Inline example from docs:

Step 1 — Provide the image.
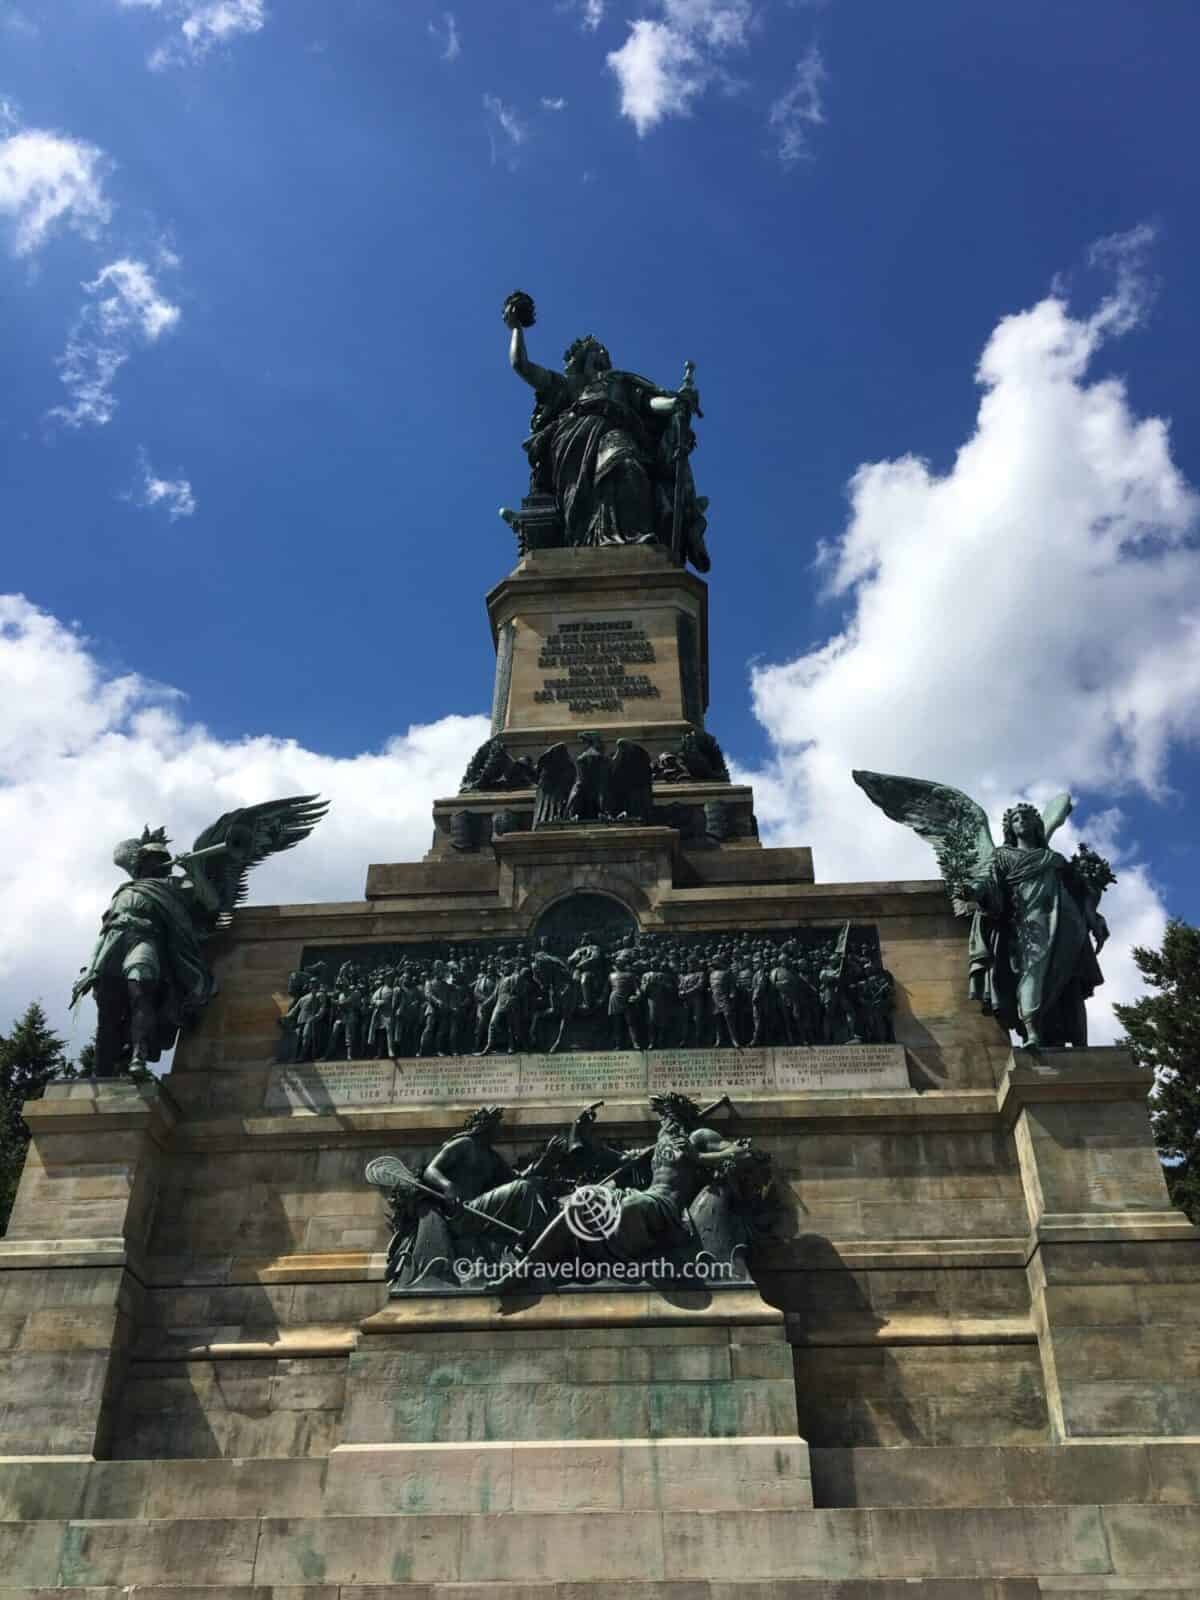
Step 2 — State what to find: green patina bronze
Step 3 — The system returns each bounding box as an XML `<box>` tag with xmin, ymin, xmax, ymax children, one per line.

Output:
<box><xmin>852</xmin><ymin>770</ymin><xmax>1114</xmax><ymax>1051</ymax></box>
<box><xmin>499</xmin><ymin>290</ymin><xmax>711</xmax><ymax>573</ymax></box>
<box><xmin>72</xmin><ymin>796</ymin><xmax>327</xmax><ymax>1076</ymax></box>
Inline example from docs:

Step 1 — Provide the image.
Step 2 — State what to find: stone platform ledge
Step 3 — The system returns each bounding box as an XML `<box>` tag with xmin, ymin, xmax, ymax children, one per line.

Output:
<box><xmin>326</xmin><ymin>1437</ymin><xmax>812</xmax><ymax>1514</ymax></box>
<box><xmin>140</xmin><ymin>1327</ymin><xmax>361</xmax><ymax>1362</ymax></box>
<box><xmin>26</xmin><ymin>1076</ymin><xmax>178</xmax><ymax>1137</ymax></box>
<box><xmin>142</xmin><ymin>1250</ymin><xmax>389</xmax><ymax>1286</ymax></box>
<box><xmin>4</xmin><ymin>1503</ymin><xmax>1187</xmax><ymax>1587</ymax></box>
<box><xmin>811</xmin><ymin>1440</ymin><xmax>1200</xmax><ymax>1511</ymax></box>
<box><xmin>1027</xmin><ymin>1211</ymin><xmax>1200</xmax><ymax>1248</ymax></box>
<box><xmin>4</xmin><ymin>1443</ymin><xmax>1200</xmax><ymax>1526</ymax></box>
<box><xmin>431</xmin><ymin>779</ymin><xmax>756</xmax><ymax>805</ymax></box>
<box><xmin>491</xmin><ymin>821</ymin><xmax>683</xmax><ymax>860</ymax></box>
<box><xmin>172</xmin><ymin>1089</ymin><xmax>1001</xmax><ymax>1148</ymax></box>
<box><xmin>997</xmin><ymin>1047</ymin><xmax>1153</xmax><ymax>1124</ymax></box>
<box><xmin>361</xmin><ymin>1286</ymin><xmax>783</xmax><ymax>1335</ymax></box>
<box><xmin>0</xmin><ymin>1237</ymin><xmax>142</xmax><ymax>1274</ymax></box>
<box><xmin>141</xmin><ymin>1237</ymin><xmax>1027</xmax><ymax>1288</ymax></box>
<box><xmin>784</xmin><ymin>1313</ymin><xmax>1036</xmax><ymax>1349</ymax></box>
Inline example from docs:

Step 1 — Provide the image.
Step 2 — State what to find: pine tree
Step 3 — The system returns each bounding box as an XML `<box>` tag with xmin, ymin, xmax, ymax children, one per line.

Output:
<box><xmin>0</xmin><ymin>1002</ymin><xmax>74</xmax><ymax>1234</ymax></box>
<box><xmin>1113</xmin><ymin>919</ymin><xmax>1200</xmax><ymax>1223</ymax></box>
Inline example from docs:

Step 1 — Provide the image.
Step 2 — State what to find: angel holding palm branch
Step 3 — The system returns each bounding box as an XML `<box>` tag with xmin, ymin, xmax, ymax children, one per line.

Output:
<box><xmin>853</xmin><ymin>773</ymin><xmax>1112</xmax><ymax>1051</ymax></box>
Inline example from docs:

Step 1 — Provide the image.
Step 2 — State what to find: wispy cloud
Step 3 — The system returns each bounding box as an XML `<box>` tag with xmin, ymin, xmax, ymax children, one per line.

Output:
<box><xmin>0</xmin><ymin>110</ymin><xmax>112</xmax><ymax>257</ymax></box>
<box><xmin>541</xmin><ymin>96</ymin><xmax>568</xmax><ymax>112</ymax></box>
<box><xmin>607</xmin><ymin>0</ymin><xmax>751</xmax><ymax>135</ymax></box>
<box><xmin>582</xmin><ymin>0</ymin><xmax>605</xmax><ymax>28</ymax></box>
<box><xmin>49</xmin><ymin>257</ymin><xmax>181</xmax><ymax>428</ymax></box>
<box><xmin>130</xmin><ymin>447</ymin><xmax>196</xmax><ymax>521</ymax></box>
<box><xmin>768</xmin><ymin>44</ymin><xmax>827</xmax><ymax>166</ymax></box>
<box><xmin>483</xmin><ymin>93</ymin><xmax>528</xmax><ymax>167</ymax></box>
<box><xmin>428</xmin><ymin>10</ymin><xmax>460</xmax><ymax>61</ymax></box>
<box><xmin>119</xmin><ymin>0</ymin><xmax>266</xmax><ymax>69</ymax></box>
<box><xmin>1087</xmin><ymin>219</ymin><xmax>1159</xmax><ymax>336</ymax></box>
<box><xmin>2</xmin><ymin>9</ymin><xmax>39</xmax><ymax>38</ymax></box>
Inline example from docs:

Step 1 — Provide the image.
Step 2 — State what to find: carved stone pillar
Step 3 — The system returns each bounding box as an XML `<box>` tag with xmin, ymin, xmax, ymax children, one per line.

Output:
<box><xmin>999</xmin><ymin>1047</ymin><xmax>1200</xmax><ymax>1440</ymax></box>
<box><xmin>0</xmin><ymin>1079</ymin><xmax>175</xmax><ymax>1458</ymax></box>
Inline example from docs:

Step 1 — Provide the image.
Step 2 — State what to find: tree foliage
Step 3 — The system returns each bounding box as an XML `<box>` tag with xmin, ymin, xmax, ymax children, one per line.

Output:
<box><xmin>0</xmin><ymin>1003</ymin><xmax>79</xmax><ymax>1234</ymax></box>
<box><xmin>1114</xmin><ymin>919</ymin><xmax>1200</xmax><ymax>1223</ymax></box>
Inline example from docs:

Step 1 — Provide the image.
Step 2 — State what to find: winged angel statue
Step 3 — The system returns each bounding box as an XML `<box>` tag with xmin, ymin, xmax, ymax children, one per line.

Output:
<box><xmin>852</xmin><ymin>772</ymin><xmax>1114</xmax><ymax>1050</ymax></box>
<box><xmin>72</xmin><ymin>796</ymin><xmax>327</xmax><ymax>1075</ymax></box>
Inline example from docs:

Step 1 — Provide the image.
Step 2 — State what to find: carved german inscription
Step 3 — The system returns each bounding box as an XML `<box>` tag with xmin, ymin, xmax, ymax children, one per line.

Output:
<box><xmin>534</xmin><ymin>619</ymin><xmax>660</xmax><ymax>714</ymax></box>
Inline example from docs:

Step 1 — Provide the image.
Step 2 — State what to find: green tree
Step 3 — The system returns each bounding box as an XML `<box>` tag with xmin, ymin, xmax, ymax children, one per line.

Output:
<box><xmin>1114</xmin><ymin>919</ymin><xmax>1200</xmax><ymax>1223</ymax></box>
<box><xmin>0</xmin><ymin>1003</ymin><xmax>76</xmax><ymax>1234</ymax></box>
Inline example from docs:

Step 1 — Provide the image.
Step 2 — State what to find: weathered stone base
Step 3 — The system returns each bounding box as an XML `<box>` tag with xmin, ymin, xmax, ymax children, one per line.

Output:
<box><xmin>1</xmin><ymin>1446</ymin><xmax>1200</xmax><ymax>1589</ymax></box>
<box><xmin>346</xmin><ymin>1293</ymin><xmax>798</xmax><ymax>1445</ymax></box>
<box><xmin>4</xmin><ymin>1025</ymin><xmax>1198</xmax><ymax>1588</ymax></box>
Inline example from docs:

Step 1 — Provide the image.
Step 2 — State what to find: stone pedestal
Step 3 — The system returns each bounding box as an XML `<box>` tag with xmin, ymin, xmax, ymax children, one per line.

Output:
<box><xmin>0</xmin><ymin>1079</ymin><xmax>174</xmax><ymax>1458</ymax></box>
<box><xmin>1000</xmin><ymin>1046</ymin><xmax>1200</xmax><ymax>1440</ymax></box>
<box><xmin>346</xmin><ymin>1290</ymin><xmax>801</xmax><ymax>1445</ymax></box>
<box><xmin>486</xmin><ymin>545</ymin><xmax>709</xmax><ymax>760</ymax></box>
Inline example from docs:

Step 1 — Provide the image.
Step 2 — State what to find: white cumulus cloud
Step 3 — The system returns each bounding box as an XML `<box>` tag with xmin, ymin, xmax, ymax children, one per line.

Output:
<box><xmin>607</xmin><ymin>0</ymin><xmax>751</xmax><ymax>135</ymax></box>
<box><xmin>0</xmin><ymin>119</ymin><xmax>111</xmax><ymax>257</ymax></box>
<box><xmin>768</xmin><ymin>44</ymin><xmax>826</xmax><ymax>165</ymax></box>
<box><xmin>0</xmin><ymin>594</ymin><xmax>490</xmax><ymax>1048</ymax></box>
<box><xmin>742</xmin><ymin>226</ymin><xmax>1198</xmax><ymax>1041</ymax></box>
<box><xmin>50</xmin><ymin>257</ymin><xmax>181</xmax><ymax>428</ymax></box>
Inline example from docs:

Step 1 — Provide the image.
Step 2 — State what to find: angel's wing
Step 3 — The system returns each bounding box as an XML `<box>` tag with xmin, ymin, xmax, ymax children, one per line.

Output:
<box><xmin>1041</xmin><ymin>792</ymin><xmax>1074</xmax><ymax>842</ymax></box>
<box><xmin>459</xmin><ymin>738</ymin><xmax>495</xmax><ymax>792</ymax></box>
<box><xmin>609</xmin><ymin>739</ymin><xmax>654</xmax><ymax>822</ymax></box>
<box><xmin>696</xmin><ymin>732</ymin><xmax>730</xmax><ymax>783</ymax></box>
<box><xmin>189</xmin><ymin>794</ymin><xmax>328</xmax><ymax>925</ymax></box>
<box><xmin>852</xmin><ymin>770</ymin><xmax>994</xmax><ymax>884</ymax></box>
<box><xmin>534</xmin><ymin>743</ymin><xmax>575</xmax><ymax>827</ymax></box>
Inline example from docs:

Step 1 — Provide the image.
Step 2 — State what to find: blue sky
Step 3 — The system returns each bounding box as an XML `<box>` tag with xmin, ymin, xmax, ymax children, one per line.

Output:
<box><xmin>3</xmin><ymin>0</ymin><xmax>1200</xmax><ymax>1047</ymax></box>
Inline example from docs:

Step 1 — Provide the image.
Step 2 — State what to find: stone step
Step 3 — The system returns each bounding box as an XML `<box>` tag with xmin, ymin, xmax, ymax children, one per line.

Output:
<box><xmin>6</xmin><ymin>1439</ymin><xmax>1200</xmax><ymax>1529</ymax></box>
<box><xmin>1</xmin><ymin>1503</ymin><xmax>1198</xmax><ymax>1587</ymax></box>
<box><xmin>0</xmin><ymin>1439</ymin><xmax>811</xmax><ymax>1523</ymax></box>
<box><xmin>19</xmin><ymin>1581</ymin><xmax>1187</xmax><ymax>1600</ymax></box>
<box><xmin>811</xmin><ymin>1441</ymin><xmax>1200</xmax><ymax>1508</ymax></box>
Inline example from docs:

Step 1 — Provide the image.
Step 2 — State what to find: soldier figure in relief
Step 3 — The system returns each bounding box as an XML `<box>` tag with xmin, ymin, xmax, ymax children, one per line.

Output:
<box><xmin>709</xmin><ymin>955</ymin><xmax>743</xmax><ymax>1050</ymax></box>
<box><xmin>608</xmin><ymin>952</ymin><xmax>645</xmax><ymax>1050</ymax></box>
<box><xmin>569</xmin><ymin>931</ymin><xmax>608</xmax><ymax>1012</ymax></box>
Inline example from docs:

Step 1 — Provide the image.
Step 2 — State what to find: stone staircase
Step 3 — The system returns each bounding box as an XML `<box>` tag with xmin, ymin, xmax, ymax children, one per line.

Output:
<box><xmin>1</xmin><ymin>1439</ymin><xmax>1199</xmax><ymax>1594</ymax></box>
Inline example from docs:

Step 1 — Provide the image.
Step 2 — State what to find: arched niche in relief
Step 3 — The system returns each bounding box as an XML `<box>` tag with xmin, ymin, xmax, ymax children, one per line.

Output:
<box><xmin>532</xmin><ymin>891</ymin><xmax>638</xmax><ymax>955</ymax></box>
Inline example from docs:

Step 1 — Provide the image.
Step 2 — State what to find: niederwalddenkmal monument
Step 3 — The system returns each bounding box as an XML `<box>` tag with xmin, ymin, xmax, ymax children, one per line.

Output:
<box><xmin>4</xmin><ymin>295</ymin><xmax>1197</xmax><ymax>1595</ymax></box>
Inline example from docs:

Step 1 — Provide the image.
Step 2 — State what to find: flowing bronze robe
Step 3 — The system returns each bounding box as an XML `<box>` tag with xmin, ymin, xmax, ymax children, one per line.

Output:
<box><xmin>968</xmin><ymin>846</ymin><xmax>1103</xmax><ymax>1045</ymax></box>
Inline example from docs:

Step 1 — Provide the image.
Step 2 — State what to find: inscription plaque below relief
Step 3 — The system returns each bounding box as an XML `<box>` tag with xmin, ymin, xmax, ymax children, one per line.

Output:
<box><xmin>773</xmin><ymin>1045</ymin><xmax>908</xmax><ymax>1093</ymax></box>
<box><xmin>647</xmin><ymin>1049</ymin><xmax>771</xmax><ymax>1097</ymax></box>
<box><xmin>521</xmin><ymin>1052</ymin><xmax>646</xmax><ymax>1101</ymax></box>
<box><xmin>391</xmin><ymin>1058</ymin><xmax>522</xmax><ymax>1103</ymax></box>
<box><xmin>263</xmin><ymin>1045</ymin><xmax>910</xmax><ymax>1110</ymax></box>
<box><xmin>264</xmin><ymin>1061</ymin><xmax>397</xmax><ymax>1112</ymax></box>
